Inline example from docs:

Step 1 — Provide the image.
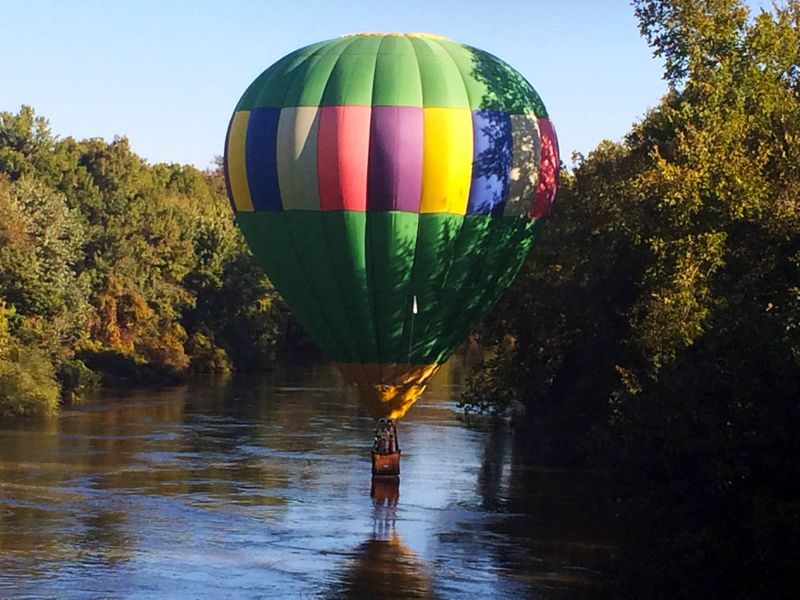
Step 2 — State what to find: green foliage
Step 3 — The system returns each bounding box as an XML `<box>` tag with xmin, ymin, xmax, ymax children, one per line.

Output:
<box><xmin>634</xmin><ymin>0</ymin><xmax>750</xmax><ymax>86</ymax></box>
<box><xmin>181</xmin><ymin>218</ymin><xmax>291</xmax><ymax>371</ymax></box>
<box><xmin>0</xmin><ymin>301</ymin><xmax>60</xmax><ymax>417</ymax></box>
<box><xmin>467</xmin><ymin>0</ymin><xmax>800</xmax><ymax>429</ymax></box>
<box><xmin>465</xmin><ymin>0</ymin><xmax>800</xmax><ymax>592</ymax></box>
<box><xmin>458</xmin><ymin>340</ymin><xmax>520</xmax><ymax>415</ymax></box>
<box><xmin>0</xmin><ymin>174</ymin><xmax>90</xmax><ymax>355</ymax></box>
<box><xmin>463</xmin><ymin>152</ymin><xmax>643</xmax><ymax>462</ymax></box>
<box><xmin>76</xmin><ymin>349</ymin><xmax>185</xmax><ymax>388</ymax></box>
<box><xmin>0</xmin><ymin>106</ymin><xmax>302</xmax><ymax>416</ymax></box>
<box><xmin>606</xmin><ymin>318</ymin><xmax>800</xmax><ymax>598</ymax></box>
<box><xmin>56</xmin><ymin>358</ymin><xmax>101</xmax><ymax>404</ymax></box>
<box><xmin>186</xmin><ymin>331</ymin><xmax>232</xmax><ymax>374</ymax></box>
<box><xmin>0</xmin><ymin>106</ymin><xmax>56</xmax><ymax>180</ymax></box>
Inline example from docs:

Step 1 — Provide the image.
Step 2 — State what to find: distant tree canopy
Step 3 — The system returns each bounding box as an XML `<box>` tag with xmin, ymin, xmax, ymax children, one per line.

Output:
<box><xmin>463</xmin><ymin>0</ymin><xmax>800</xmax><ymax>595</ymax></box>
<box><xmin>0</xmin><ymin>107</ymin><xmax>308</xmax><ymax>416</ymax></box>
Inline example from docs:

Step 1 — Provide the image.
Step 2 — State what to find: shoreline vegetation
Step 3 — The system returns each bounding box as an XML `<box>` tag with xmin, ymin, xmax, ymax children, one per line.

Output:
<box><xmin>460</xmin><ymin>1</ymin><xmax>800</xmax><ymax>595</ymax></box>
<box><xmin>0</xmin><ymin>107</ymin><xmax>317</xmax><ymax>418</ymax></box>
<box><xmin>1</xmin><ymin>0</ymin><xmax>799</xmax><ymax>594</ymax></box>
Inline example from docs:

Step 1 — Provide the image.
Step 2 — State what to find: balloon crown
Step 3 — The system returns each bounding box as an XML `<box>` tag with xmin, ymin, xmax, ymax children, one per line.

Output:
<box><xmin>339</xmin><ymin>32</ymin><xmax>451</xmax><ymax>40</ymax></box>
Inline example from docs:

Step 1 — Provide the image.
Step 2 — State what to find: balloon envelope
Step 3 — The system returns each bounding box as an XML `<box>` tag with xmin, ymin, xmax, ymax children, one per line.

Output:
<box><xmin>224</xmin><ymin>33</ymin><xmax>558</xmax><ymax>419</ymax></box>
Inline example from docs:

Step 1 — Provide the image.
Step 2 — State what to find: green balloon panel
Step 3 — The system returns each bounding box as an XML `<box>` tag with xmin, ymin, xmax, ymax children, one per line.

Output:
<box><xmin>235</xmin><ymin>35</ymin><xmax>548</xmax><ymax>114</ymax></box>
<box><xmin>236</xmin><ymin>210</ymin><xmax>542</xmax><ymax>364</ymax></box>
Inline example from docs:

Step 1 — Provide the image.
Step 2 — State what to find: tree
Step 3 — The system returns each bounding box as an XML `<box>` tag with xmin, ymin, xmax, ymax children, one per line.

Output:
<box><xmin>463</xmin><ymin>1</ymin><xmax>800</xmax><ymax>593</ymax></box>
<box><xmin>0</xmin><ymin>301</ymin><xmax>60</xmax><ymax>417</ymax></box>
<box><xmin>0</xmin><ymin>175</ymin><xmax>90</xmax><ymax>356</ymax></box>
<box><xmin>0</xmin><ymin>107</ymin><xmax>300</xmax><ymax>414</ymax></box>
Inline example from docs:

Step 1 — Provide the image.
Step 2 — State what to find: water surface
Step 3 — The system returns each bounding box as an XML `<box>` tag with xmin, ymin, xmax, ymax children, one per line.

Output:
<box><xmin>0</xmin><ymin>360</ymin><xmax>611</xmax><ymax>598</ymax></box>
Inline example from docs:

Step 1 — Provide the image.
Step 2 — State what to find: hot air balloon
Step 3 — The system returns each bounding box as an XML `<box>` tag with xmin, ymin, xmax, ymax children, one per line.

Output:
<box><xmin>224</xmin><ymin>33</ymin><xmax>558</xmax><ymax>475</ymax></box>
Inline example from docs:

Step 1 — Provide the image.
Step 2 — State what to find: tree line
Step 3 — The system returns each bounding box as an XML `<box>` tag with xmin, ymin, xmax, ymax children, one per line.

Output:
<box><xmin>462</xmin><ymin>0</ymin><xmax>800</xmax><ymax>595</ymax></box>
<box><xmin>2</xmin><ymin>0</ymin><xmax>798</xmax><ymax>592</ymax></box>
<box><xmin>0</xmin><ymin>107</ymin><xmax>316</xmax><ymax>417</ymax></box>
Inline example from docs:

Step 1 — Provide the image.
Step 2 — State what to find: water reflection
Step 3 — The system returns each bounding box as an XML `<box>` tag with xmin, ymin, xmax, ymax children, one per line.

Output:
<box><xmin>327</xmin><ymin>478</ymin><xmax>436</xmax><ymax>599</ymax></box>
<box><xmin>0</xmin><ymin>359</ymin><xmax>612</xmax><ymax>598</ymax></box>
<box><xmin>329</xmin><ymin>534</ymin><xmax>435</xmax><ymax>599</ymax></box>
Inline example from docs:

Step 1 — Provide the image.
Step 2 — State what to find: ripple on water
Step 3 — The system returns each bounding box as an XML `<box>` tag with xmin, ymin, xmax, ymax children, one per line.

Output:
<box><xmin>0</xmin><ymin>361</ymin><xmax>613</xmax><ymax>598</ymax></box>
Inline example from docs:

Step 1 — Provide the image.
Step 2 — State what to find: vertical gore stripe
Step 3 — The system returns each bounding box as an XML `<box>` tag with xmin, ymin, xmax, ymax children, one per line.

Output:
<box><xmin>238</xmin><ymin>42</ymin><xmax>329</xmax><ymax>109</ymax></box>
<box><xmin>531</xmin><ymin>117</ymin><xmax>559</xmax><ymax>218</ymax></box>
<box><xmin>367</xmin><ymin>106</ymin><xmax>423</xmax><ymax>212</ymax></box>
<box><xmin>505</xmin><ymin>113</ymin><xmax>541</xmax><ymax>217</ymax></box>
<box><xmin>320</xmin><ymin>37</ymin><xmax>381</xmax><ymax>106</ymax></box>
<box><xmin>406</xmin><ymin>213</ymin><xmax>464</xmax><ymax>361</ymax></box>
<box><xmin>408</xmin><ymin>37</ymin><xmax>471</xmax><ymax>108</ymax></box>
<box><xmin>431</xmin><ymin>39</ymin><xmax>492</xmax><ymax>110</ymax></box>
<box><xmin>283</xmin><ymin>37</ymin><xmax>356</xmax><ymax>107</ymax></box>
<box><xmin>322</xmin><ymin>211</ymin><xmax>377</xmax><ymax>360</ymax></box>
<box><xmin>318</xmin><ymin>106</ymin><xmax>372</xmax><ymax>211</ymax></box>
<box><xmin>277</xmin><ymin>106</ymin><xmax>321</xmax><ymax>210</ymax></box>
<box><xmin>467</xmin><ymin>110</ymin><xmax>512</xmax><ymax>216</ymax></box>
<box><xmin>420</xmin><ymin>107</ymin><xmax>473</xmax><ymax>214</ymax></box>
<box><xmin>235</xmin><ymin>212</ymin><xmax>334</xmax><ymax>352</ymax></box>
<box><xmin>366</xmin><ymin>211</ymin><xmax>419</xmax><ymax>361</ymax></box>
<box><xmin>226</xmin><ymin>111</ymin><xmax>253</xmax><ymax>212</ymax></box>
<box><xmin>372</xmin><ymin>37</ymin><xmax>423</xmax><ymax>107</ymax></box>
<box><xmin>246</xmin><ymin>107</ymin><xmax>282</xmax><ymax>211</ymax></box>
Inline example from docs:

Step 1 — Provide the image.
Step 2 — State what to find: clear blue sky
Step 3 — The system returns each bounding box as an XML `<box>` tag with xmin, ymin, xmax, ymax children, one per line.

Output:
<box><xmin>0</xmin><ymin>1</ymin><xmax>701</xmax><ymax>169</ymax></box>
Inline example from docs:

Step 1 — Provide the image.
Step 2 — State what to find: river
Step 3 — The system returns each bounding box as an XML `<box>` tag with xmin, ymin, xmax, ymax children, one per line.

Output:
<box><xmin>0</xmin><ymin>359</ymin><xmax>612</xmax><ymax>599</ymax></box>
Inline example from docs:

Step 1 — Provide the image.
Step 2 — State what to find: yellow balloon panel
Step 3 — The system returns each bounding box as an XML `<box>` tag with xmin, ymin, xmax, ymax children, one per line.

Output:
<box><xmin>226</xmin><ymin>111</ymin><xmax>254</xmax><ymax>212</ymax></box>
<box><xmin>419</xmin><ymin>107</ymin><xmax>473</xmax><ymax>215</ymax></box>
